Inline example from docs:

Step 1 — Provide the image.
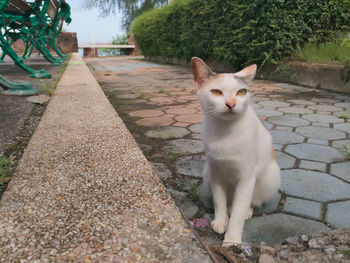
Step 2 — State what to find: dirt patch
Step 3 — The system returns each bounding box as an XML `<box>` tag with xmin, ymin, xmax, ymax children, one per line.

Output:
<box><xmin>0</xmin><ymin>103</ymin><xmax>47</xmax><ymax>199</ymax></box>
<box><xmin>209</xmin><ymin>228</ymin><xmax>350</xmax><ymax>263</ymax></box>
<box><xmin>0</xmin><ymin>56</ymin><xmax>70</xmax><ymax>200</ymax></box>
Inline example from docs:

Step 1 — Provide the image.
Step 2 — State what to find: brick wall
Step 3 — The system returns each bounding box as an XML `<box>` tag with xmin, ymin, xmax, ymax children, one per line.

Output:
<box><xmin>10</xmin><ymin>32</ymin><xmax>78</xmax><ymax>54</ymax></box>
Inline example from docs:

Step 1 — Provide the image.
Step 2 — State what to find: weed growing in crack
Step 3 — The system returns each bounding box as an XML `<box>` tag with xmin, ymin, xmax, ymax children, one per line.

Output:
<box><xmin>338</xmin><ymin>145</ymin><xmax>350</xmax><ymax>160</ymax></box>
<box><xmin>0</xmin><ymin>157</ymin><xmax>12</xmax><ymax>194</ymax></box>
<box><xmin>338</xmin><ymin>114</ymin><xmax>350</xmax><ymax>120</ymax></box>
<box><xmin>137</xmin><ymin>91</ymin><xmax>145</xmax><ymax>98</ymax></box>
<box><xmin>42</xmin><ymin>55</ymin><xmax>70</xmax><ymax>96</ymax></box>
<box><xmin>188</xmin><ymin>184</ymin><xmax>201</xmax><ymax>203</ymax></box>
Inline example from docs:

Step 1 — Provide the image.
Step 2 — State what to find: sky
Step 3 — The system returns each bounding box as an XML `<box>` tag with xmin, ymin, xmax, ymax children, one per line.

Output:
<box><xmin>65</xmin><ymin>0</ymin><xmax>123</xmax><ymax>45</ymax></box>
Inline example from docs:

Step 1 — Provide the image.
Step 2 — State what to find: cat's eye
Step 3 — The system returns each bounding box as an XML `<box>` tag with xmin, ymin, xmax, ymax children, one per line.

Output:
<box><xmin>210</xmin><ymin>89</ymin><xmax>223</xmax><ymax>96</ymax></box>
<box><xmin>236</xmin><ymin>89</ymin><xmax>248</xmax><ymax>96</ymax></box>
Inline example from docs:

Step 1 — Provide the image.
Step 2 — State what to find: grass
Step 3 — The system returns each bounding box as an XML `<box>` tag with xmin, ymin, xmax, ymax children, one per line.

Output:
<box><xmin>43</xmin><ymin>54</ymin><xmax>71</xmax><ymax>96</ymax></box>
<box><xmin>338</xmin><ymin>114</ymin><xmax>350</xmax><ymax>120</ymax></box>
<box><xmin>0</xmin><ymin>157</ymin><xmax>12</xmax><ymax>196</ymax></box>
<box><xmin>338</xmin><ymin>145</ymin><xmax>350</xmax><ymax>160</ymax></box>
<box><xmin>188</xmin><ymin>184</ymin><xmax>202</xmax><ymax>205</ymax></box>
<box><xmin>137</xmin><ymin>90</ymin><xmax>145</xmax><ymax>98</ymax></box>
<box><xmin>158</xmin><ymin>88</ymin><xmax>164</xmax><ymax>93</ymax></box>
<box><xmin>294</xmin><ymin>39</ymin><xmax>350</xmax><ymax>65</ymax></box>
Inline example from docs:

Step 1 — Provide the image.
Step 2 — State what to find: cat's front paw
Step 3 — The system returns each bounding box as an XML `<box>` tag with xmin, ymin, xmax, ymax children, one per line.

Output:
<box><xmin>222</xmin><ymin>238</ymin><xmax>242</xmax><ymax>247</ymax></box>
<box><xmin>211</xmin><ymin>217</ymin><xmax>228</xmax><ymax>234</ymax></box>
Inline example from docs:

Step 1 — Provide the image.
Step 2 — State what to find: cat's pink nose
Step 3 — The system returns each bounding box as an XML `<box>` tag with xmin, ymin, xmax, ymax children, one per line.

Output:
<box><xmin>225</xmin><ymin>101</ymin><xmax>236</xmax><ymax>109</ymax></box>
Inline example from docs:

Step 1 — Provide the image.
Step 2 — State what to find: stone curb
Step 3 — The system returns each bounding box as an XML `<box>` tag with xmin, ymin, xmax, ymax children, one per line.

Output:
<box><xmin>0</xmin><ymin>53</ymin><xmax>211</xmax><ymax>262</ymax></box>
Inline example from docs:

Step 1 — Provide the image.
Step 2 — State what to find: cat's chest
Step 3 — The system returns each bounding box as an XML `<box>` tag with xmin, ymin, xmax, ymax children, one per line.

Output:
<box><xmin>205</xmin><ymin>136</ymin><xmax>247</xmax><ymax>160</ymax></box>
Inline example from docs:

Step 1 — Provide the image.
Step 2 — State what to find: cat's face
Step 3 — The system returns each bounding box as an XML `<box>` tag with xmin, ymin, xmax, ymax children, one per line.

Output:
<box><xmin>192</xmin><ymin>58</ymin><xmax>256</xmax><ymax>120</ymax></box>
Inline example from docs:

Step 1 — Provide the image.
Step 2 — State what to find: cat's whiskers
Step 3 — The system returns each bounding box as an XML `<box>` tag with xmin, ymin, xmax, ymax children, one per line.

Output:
<box><xmin>203</xmin><ymin>108</ymin><xmax>225</xmax><ymax>116</ymax></box>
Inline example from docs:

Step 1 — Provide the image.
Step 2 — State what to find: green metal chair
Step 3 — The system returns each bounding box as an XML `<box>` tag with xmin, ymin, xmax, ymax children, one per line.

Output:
<box><xmin>0</xmin><ymin>74</ymin><xmax>37</xmax><ymax>95</ymax></box>
<box><xmin>0</xmin><ymin>0</ymin><xmax>51</xmax><ymax>78</ymax></box>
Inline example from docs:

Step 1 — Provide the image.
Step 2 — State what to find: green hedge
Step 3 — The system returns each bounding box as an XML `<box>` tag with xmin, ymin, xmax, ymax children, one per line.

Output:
<box><xmin>132</xmin><ymin>0</ymin><xmax>350</xmax><ymax>69</ymax></box>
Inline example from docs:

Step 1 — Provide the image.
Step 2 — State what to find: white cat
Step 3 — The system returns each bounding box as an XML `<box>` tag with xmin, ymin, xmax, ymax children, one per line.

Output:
<box><xmin>191</xmin><ymin>57</ymin><xmax>280</xmax><ymax>247</ymax></box>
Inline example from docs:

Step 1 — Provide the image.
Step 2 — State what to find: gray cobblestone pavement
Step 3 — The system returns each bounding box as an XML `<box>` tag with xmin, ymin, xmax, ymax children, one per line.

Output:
<box><xmin>86</xmin><ymin>56</ymin><xmax>350</xmax><ymax>247</ymax></box>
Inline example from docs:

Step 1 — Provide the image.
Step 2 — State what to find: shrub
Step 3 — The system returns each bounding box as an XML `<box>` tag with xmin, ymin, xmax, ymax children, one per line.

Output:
<box><xmin>132</xmin><ymin>0</ymin><xmax>350</xmax><ymax>69</ymax></box>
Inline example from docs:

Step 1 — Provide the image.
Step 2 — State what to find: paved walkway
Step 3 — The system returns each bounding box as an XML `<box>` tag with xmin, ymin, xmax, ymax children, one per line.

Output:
<box><xmin>0</xmin><ymin>54</ymin><xmax>210</xmax><ymax>262</ymax></box>
<box><xmin>86</xmin><ymin>56</ymin><xmax>350</xmax><ymax>246</ymax></box>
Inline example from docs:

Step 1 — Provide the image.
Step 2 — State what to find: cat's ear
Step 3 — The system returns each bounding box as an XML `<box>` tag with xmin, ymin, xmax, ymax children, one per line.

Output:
<box><xmin>233</xmin><ymin>64</ymin><xmax>257</xmax><ymax>85</ymax></box>
<box><xmin>192</xmin><ymin>57</ymin><xmax>216</xmax><ymax>89</ymax></box>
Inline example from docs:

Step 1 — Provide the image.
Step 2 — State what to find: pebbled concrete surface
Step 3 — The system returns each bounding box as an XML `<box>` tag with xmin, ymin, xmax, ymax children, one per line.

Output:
<box><xmin>0</xmin><ymin>54</ymin><xmax>211</xmax><ymax>262</ymax></box>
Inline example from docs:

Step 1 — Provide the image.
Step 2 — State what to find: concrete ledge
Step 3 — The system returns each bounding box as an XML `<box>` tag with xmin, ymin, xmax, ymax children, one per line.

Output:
<box><xmin>0</xmin><ymin>53</ymin><xmax>210</xmax><ymax>262</ymax></box>
<box><xmin>145</xmin><ymin>56</ymin><xmax>350</xmax><ymax>94</ymax></box>
<box><xmin>257</xmin><ymin>61</ymin><xmax>350</xmax><ymax>94</ymax></box>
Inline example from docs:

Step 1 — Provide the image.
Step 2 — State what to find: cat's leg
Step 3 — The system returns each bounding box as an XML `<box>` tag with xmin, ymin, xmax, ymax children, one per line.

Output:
<box><xmin>252</xmin><ymin>161</ymin><xmax>280</xmax><ymax>207</ymax></box>
<box><xmin>222</xmin><ymin>176</ymin><xmax>256</xmax><ymax>246</ymax></box>
<box><xmin>246</xmin><ymin>205</ymin><xmax>254</xmax><ymax>220</ymax></box>
<box><xmin>207</xmin><ymin>166</ymin><xmax>229</xmax><ymax>234</ymax></box>
<box><xmin>227</xmin><ymin>188</ymin><xmax>253</xmax><ymax>219</ymax></box>
<box><xmin>227</xmin><ymin>188</ymin><xmax>234</xmax><ymax>215</ymax></box>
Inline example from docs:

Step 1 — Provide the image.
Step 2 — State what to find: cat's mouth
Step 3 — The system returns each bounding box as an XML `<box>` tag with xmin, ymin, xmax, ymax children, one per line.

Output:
<box><xmin>225</xmin><ymin>109</ymin><xmax>235</xmax><ymax>114</ymax></box>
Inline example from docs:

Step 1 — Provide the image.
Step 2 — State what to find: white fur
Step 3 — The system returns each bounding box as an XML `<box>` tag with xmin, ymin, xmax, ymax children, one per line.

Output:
<box><xmin>194</xmin><ymin>62</ymin><xmax>280</xmax><ymax>247</ymax></box>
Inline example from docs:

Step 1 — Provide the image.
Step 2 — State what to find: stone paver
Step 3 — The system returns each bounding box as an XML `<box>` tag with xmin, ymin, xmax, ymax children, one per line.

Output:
<box><xmin>151</xmin><ymin>162</ymin><xmax>172</xmax><ymax>181</ymax></box>
<box><xmin>334</xmin><ymin>123</ymin><xmax>350</xmax><ymax>133</ymax></box>
<box><xmin>175</xmin><ymin>113</ymin><xmax>203</xmax><ymax>124</ymax></box>
<box><xmin>281</xmin><ymin>169</ymin><xmax>350</xmax><ymax>201</ymax></box>
<box><xmin>283</xmin><ymin>197</ymin><xmax>322</xmax><ymax>220</ymax></box>
<box><xmin>275</xmin><ymin>151</ymin><xmax>296</xmax><ymax>169</ymax></box>
<box><xmin>307</xmin><ymin>138</ymin><xmax>329</xmax><ymax>145</ymax></box>
<box><xmin>301</xmin><ymin>114</ymin><xmax>344</xmax><ymax>124</ymax></box>
<box><xmin>145</xmin><ymin>126</ymin><xmax>190</xmax><ymax>139</ymax></box>
<box><xmin>299</xmin><ymin>160</ymin><xmax>327</xmax><ymax>172</ymax></box>
<box><xmin>295</xmin><ymin>126</ymin><xmax>345</xmax><ymax>140</ymax></box>
<box><xmin>176</xmin><ymin>154</ymin><xmax>205</xmax><ymax>177</ymax></box>
<box><xmin>307</xmin><ymin>105</ymin><xmax>343</xmax><ymax>112</ymax></box>
<box><xmin>286</xmin><ymin>99</ymin><xmax>316</xmax><ymax>106</ymax></box>
<box><xmin>278</xmin><ymin>107</ymin><xmax>313</xmax><ymax>114</ymax></box>
<box><xmin>129</xmin><ymin>109</ymin><xmax>164</xmax><ymax>118</ymax></box>
<box><xmin>254</xmin><ymin>193</ymin><xmax>281</xmax><ymax>216</ymax></box>
<box><xmin>332</xmin><ymin>139</ymin><xmax>350</xmax><ymax>148</ymax></box>
<box><xmin>267</xmin><ymin>116</ymin><xmax>310</xmax><ymax>127</ymax></box>
<box><xmin>327</xmin><ymin>200</ymin><xmax>350</xmax><ymax>228</ymax></box>
<box><xmin>243</xmin><ymin>214</ymin><xmax>330</xmax><ymax>244</ymax></box>
<box><xmin>167</xmin><ymin>189</ymin><xmax>199</xmax><ymax>219</ymax></box>
<box><xmin>188</xmin><ymin>123</ymin><xmax>202</xmax><ymax>133</ymax></box>
<box><xmin>285</xmin><ymin>144</ymin><xmax>344</xmax><ymax>163</ymax></box>
<box><xmin>255</xmin><ymin>109</ymin><xmax>283</xmax><ymax>117</ymax></box>
<box><xmin>330</xmin><ymin>162</ymin><xmax>350</xmax><ymax>182</ymax></box>
<box><xmin>258</xmin><ymin>101</ymin><xmax>290</xmax><ymax>108</ymax></box>
<box><xmin>162</xmin><ymin>139</ymin><xmax>204</xmax><ymax>155</ymax></box>
<box><xmin>270</xmin><ymin>130</ymin><xmax>304</xmax><ymax>145</ymax></box>
<box><xmin>135</xmin><ymin>116</ymin><xmax>175</xmax><ymax>126</ymax></box>
<box><xmin>335</xmin><ymin>102</ymin><xmax>350</xmax><ymax>109</ymax></box>
<box><xmin>85</xmin><ymin>56</ymin><xmax>350</xmax><ymax>248</ymax></box>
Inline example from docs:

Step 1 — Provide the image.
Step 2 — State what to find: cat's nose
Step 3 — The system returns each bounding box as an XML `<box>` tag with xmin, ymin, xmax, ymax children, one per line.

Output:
<box><xmin>225</xmin><ymin>101</ymin><xmax>236</xmax><ymax>109</ymax></box>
